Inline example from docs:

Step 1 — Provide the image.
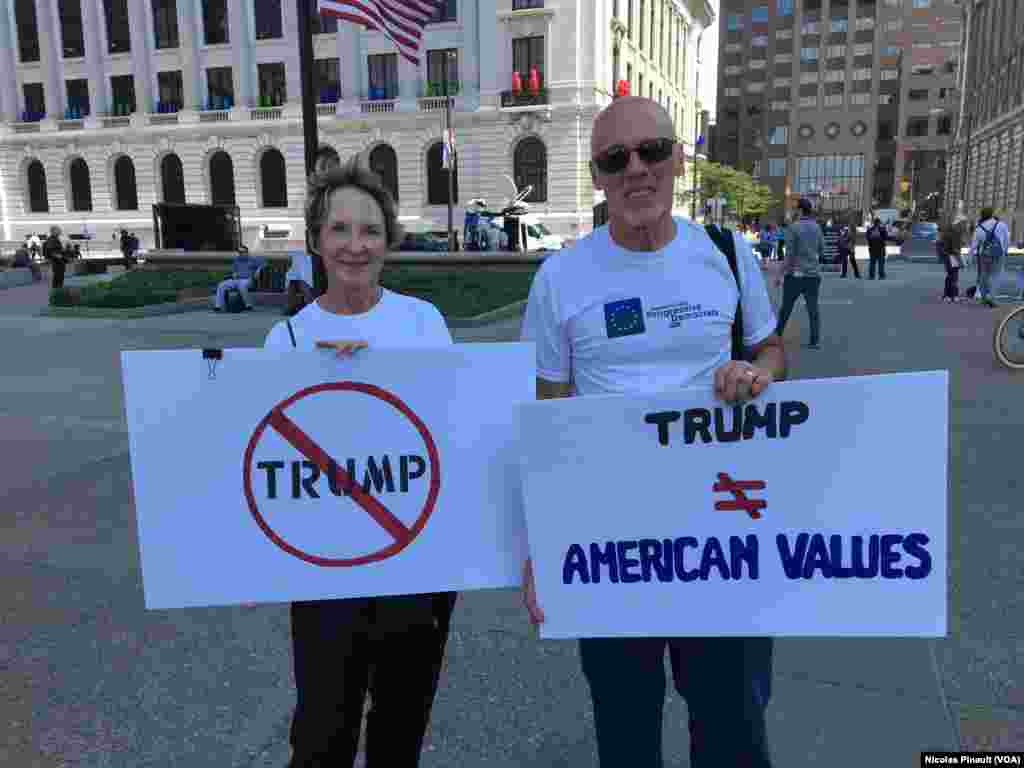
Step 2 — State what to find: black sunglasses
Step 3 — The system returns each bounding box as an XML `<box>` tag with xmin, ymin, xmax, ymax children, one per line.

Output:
<box><xmin>592</xmin><ymin>138</ymin><xmax>675</xmax><ymax>174</ymax></box>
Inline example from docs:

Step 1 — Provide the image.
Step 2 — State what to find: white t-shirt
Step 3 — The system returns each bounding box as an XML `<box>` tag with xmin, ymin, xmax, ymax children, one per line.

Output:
<box><xmin>520</xmin><ymin>218</ymin><xmax>777</xmax><ymax>397</ymax></box>
<box><xmin>285</xmin><ymin>250</ymin><xmax>314</xmax><ymax>287</ymax></box>
<box><xmin>264</xmin><ymin>289</ymin><xmax>453</xmax><ymax>351</ymax></box>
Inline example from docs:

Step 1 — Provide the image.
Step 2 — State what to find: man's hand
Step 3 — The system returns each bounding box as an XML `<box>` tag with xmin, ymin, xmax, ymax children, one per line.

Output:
<box><xmin>522</xmin><ymin>558</ymin><xmax>546</xmax><ymax>625</ymax></box>
<box><xmin>714</xmin><ymin>360</ymin><xmax>774</xmax><ymax>404</ymax></box>
<box><xmin>315</xmin><ymin>340</ymin><xmax>369</xmax><ymax>358</ymax></box>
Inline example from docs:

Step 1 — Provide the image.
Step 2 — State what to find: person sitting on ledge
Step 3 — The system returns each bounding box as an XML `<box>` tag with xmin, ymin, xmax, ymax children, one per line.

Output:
<box><xmin>214</xmin><ymin>245</ymin><xmax>264</xmax><ymax>312</ymax></box>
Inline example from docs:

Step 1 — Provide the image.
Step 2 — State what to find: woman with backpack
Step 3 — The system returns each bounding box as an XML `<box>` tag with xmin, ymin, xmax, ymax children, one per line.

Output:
<box><xmin>968</xmin><ymin>208</ymin><xmax>1009</xmax><ymax>307</ymax></box>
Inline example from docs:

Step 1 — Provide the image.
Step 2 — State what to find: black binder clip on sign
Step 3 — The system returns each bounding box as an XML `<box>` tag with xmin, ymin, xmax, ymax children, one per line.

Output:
<box><xmin>203</xmin><ymin>348</ymin><xmax>223</xmax><ymax>380</ymax></box>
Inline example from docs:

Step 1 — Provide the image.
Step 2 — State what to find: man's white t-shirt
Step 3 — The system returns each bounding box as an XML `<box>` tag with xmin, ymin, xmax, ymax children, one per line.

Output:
<box><xmin>264</xmin><ymin>289</ymin><xmax>452</xmax><ymax>350</ymax></box>
<box><xmin>286</xmin><ymin>250</ymin><xmax>314</xmax><ymax>287</ymax></box>
<box><xmin>520</xmin><ymin>218</ymin><xmax>777</xmax><ymax>397</ymax></box>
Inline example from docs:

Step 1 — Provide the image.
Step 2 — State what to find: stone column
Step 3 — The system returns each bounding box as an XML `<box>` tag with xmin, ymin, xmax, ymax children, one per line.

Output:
<box><xmin>181</xmin><ymin>0</ymin><xmax>204</xmax><ymax>109</ymax></box>
<box><xmin>0</xmin><ymin>1</ymin><xmax>21</xmax><ymax>121</ymax></box>
<box><xmin>227</xmin><ymin>0</ymin><xmax>254</xmax><ymax>106</ymax></box>
<box><xmin>35</xmin><ymin>0</ymin><xmax>63</xmax><ymax>117</ymax></box>
<box><xmin>462</xmin><ymin>0</ymin><xmax>480</xmax><ymax>109</ymax></box>
<box><xmin>478</xmin><ymin>0</ymin><xmax>498</xmax><ymax>108</ymax></box>
<box><xmin>128</xmin><ymin>0</ymin><xmax>154</xmax><ymax>112</ymax></box>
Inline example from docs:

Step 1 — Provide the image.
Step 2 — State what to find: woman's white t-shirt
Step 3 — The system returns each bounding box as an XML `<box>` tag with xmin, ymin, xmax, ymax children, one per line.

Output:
<box><xmin>264</xmin><ymin>289</ymin><xmax>453</xmax><ymax>350</ymax></box>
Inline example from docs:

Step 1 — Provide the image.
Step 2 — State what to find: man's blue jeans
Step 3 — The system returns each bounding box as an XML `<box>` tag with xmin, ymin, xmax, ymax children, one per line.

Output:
<box><xmin>579</xmin><ymin>636</ymin><xmax>774</xmax><ymax>768</ymax></box>
<box><xmin>978</xmin><ymin>255</ymin><xmax>1004</xmax><ymax>300</ymax></box>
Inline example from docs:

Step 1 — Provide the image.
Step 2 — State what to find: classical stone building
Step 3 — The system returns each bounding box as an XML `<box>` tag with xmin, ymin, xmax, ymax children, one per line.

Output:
<box><xmin>945</xmin><ymin>0</ymin><xmax>1024</xmax><ymax>239</ymax></box>
<box><xmin>0</xmin><ymin>0</ymin><xmax>715</xmax><ymax>250</ymax></box>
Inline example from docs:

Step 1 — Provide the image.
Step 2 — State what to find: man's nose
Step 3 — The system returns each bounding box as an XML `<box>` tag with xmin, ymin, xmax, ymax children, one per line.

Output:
<box><xmin>623</xmin><ymin>148</ymin><xmax>648</xmax><ymax>175</ymax></box>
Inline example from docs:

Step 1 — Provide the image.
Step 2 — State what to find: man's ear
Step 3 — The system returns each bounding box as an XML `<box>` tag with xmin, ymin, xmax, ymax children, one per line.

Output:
<box><xmin>672</xmin><ymin>142</ymin><xmax>686</xmax><ymax>176</ymax></box>
<box><xmin>590</xmin><ymin>161</ymin><xmax>603</xmax><ymax>191</ymax></box>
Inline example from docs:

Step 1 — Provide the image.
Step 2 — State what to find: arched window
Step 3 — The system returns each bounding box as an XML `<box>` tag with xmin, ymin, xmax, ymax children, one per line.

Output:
<box><xmin>314</xmin><ymin>145</ymin><xmax>339</xmax><ymax>173</ymax></box>
<box><xmin>514</xmin><ymin>137</ymin><xmax>548</xmax><ymax>203</ymax></box>
<box><xmin>69</xmin><ymin>157</ymin><xmax>92</xmax><ymax>211</ymax></box>
<box><xmin>368</xmin><ymin>144</ymin><xmax>399</xmax><ymax>202</ymax></box>
<box><xmin>26</xmin><ymin>159</ymin><xmax>48</xmax><ymax>213</ymax></box>
<box><xmin>426</xmin><ymin>142</ymin><xmax>457</xmax><ymax>205</ymax></box>
<box><xmin>161</xmin><ymin>153</ymin><xmax>186</xmax><ymax>204</ymax></box>
<box><xmin>114</xmin><ymin>155</ymin><xmax>138</xmax><ymax>210</ymax></box>
<box><xmin>209</xmin><ymin>150</ymin><xmax>236</xmax><ymax>206</ymax></box>
<box><xmin>260</xmin><ymin>148</ymin><xmax>288</xmax><ymax>207</ymax></box>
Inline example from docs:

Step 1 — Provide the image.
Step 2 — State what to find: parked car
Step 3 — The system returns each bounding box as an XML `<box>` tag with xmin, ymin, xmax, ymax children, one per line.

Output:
<box><xmin>888</xmin><ymin>219</ymin><xmax>912</xmax><ymax>244</ymax></box>
<box><xmin>399</xmin><ymin>232</ymin><xmax>449</xmax><ymax>252</ymax></box>
<box><xmin>899</xmin><ymin>222</ymin><xmax>939</xmax><ymax>261</ymax></box>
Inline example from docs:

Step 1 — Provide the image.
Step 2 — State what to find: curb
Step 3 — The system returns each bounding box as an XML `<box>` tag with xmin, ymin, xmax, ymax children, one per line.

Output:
<box><xmin>40</xmin><ymin>298</ymin><xmax>212</xmax><ymax>319</ymax></box>
<box><xmin>446</xmin><ymin>300</ymin><xmax>528</xmax><ymax>329</ymax></box>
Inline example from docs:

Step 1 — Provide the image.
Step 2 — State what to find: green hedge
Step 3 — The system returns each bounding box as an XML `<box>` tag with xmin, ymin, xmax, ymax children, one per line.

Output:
<box><xmin>50</xmin><ymin>269</ymin><xmax>231</xmax><ymax>308</ymax></box>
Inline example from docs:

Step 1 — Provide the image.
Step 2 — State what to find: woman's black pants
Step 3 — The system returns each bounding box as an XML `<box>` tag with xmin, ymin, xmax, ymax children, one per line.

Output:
<box><xmin>944</xmin><ymin>267</ymin><xmax>961</xmax><ymax>299</ymax></box>
<box><xmin>287</xmin><ymin>592</ymin><xmax>457</xmax><ymax>768</ymax></box>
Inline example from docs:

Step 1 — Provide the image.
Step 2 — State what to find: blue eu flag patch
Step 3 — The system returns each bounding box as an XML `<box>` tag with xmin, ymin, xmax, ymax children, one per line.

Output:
<box><xmin>604</xmin><ymin>297</ymin><xmax>646</xmax><ymax>338</ymax></box>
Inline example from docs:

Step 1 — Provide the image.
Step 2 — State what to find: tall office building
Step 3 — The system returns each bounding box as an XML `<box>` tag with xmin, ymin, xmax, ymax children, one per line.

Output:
<box><xmin>946</xmin><ymin>0</ymin><xmax>1024</xmax><ymax>239</ymax></box>
<box><xmin>715</xmin><ymin>0</ymin><xmax>960</xmax><ymax>223</ymax></box>
<box><xmin>0</xmin><ymin>0</ymin><xmax>714</xmax><ymax>250</ymax></box>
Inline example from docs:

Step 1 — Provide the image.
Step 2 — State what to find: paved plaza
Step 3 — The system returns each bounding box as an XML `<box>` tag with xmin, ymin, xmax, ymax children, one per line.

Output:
<box><xmin>2</xmin><ymin>257</ymin><xmax>1022</xmax><ymax>767</ymax></box>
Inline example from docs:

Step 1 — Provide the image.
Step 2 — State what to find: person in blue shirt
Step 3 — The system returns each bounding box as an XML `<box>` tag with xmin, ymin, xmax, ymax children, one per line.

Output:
<box><xmin>214</xmin><ymin>245</ymin><xmax>264</xmax><ymax>311</ymax></box>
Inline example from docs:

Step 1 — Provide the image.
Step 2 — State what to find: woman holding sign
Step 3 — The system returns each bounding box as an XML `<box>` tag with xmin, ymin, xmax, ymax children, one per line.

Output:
<box><xmin>264</xmin><ymin>157</ymin><xmax>457</xmax><ymax>768</ymax></box>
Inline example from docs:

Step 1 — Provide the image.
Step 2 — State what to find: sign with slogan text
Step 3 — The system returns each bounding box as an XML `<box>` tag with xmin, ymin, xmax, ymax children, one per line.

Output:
<box><xmin>121</xmin><ymin>344</ymin><xmax>534</xmax><ymax>609</ymax></box>
<box><xmin>518</xmin><ymin>371</ymin><xmax>948</xmax><ymax>640</ymax></box>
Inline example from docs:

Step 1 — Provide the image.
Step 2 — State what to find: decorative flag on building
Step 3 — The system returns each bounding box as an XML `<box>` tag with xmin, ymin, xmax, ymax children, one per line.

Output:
<box><xmin>317</xmin><ymin>0</ymin><xmax>446</xmax><ymax>65</ymax></box>
<box><xmin>442</xmin><ymin>127</ymin><xmax>456</xmax><ymax>170</ymax></box>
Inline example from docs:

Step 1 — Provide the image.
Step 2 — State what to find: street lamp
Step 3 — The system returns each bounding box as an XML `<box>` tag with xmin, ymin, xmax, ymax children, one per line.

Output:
<box><xmin>691</xmin><ymin>28</ymin><xmax>706</xmax><ymax>221</ymax></box>
<box><xmin>443</xmin><ymin>50</ymin><xmax>458</xmax><ymax>251</ymax></box>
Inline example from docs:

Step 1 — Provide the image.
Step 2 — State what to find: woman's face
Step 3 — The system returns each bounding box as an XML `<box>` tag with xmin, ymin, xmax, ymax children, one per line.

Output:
<box><xmin>317</xmin><ymin>186</ymin><xmax>388</xmax><ymax>293</ymax></box>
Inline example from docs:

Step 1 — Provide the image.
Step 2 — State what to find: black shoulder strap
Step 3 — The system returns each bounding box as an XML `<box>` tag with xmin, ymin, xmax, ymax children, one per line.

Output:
<box><xmin>286</xmin><ymin>319</ymin><xmax>297</xmax><ymax>348</ymax></box>
<box><xmin>705</xmin><ymin>225</ymin><xmax>745</xmax><ymax>362</ymax></box>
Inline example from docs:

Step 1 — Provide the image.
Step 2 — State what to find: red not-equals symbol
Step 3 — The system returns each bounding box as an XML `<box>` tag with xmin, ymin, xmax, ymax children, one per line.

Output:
<box><xmin>713</xmin><ymin>473</ymin><xmax>767</xmax><ymax>519</ymax></box>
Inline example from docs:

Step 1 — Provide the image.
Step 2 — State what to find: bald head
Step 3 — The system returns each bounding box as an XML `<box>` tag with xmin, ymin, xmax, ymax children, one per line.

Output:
<box><xmin>591</xmin><ymin>97</ymin><xmax>675</xmax><ymax>157</ymax></box>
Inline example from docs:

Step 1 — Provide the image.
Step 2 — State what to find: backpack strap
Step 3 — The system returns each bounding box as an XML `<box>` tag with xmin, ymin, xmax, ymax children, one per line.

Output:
<box><xmin>705</xmin><ymin>224</ymin><xmax>746</xmax><ymax>362</ymax></box>
<box><xmin>286</xmin><ymin>319</ymin><xmax>297</xmax><ymax>348</ymax></box>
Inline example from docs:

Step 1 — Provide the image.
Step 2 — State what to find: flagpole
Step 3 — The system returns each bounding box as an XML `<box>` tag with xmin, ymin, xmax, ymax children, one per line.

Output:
<box><xmin>298</xmin><ymin>0</ymin><xmax>328</xmax><ymax>295</ymax></box>
<box><xmin>443</xmin><ymin>52</ymin><xmax>455</xmax><ymax>251</ymax></box>
<box><xmin>297</xmin><ymin>0</ymin><xmax>319</xmax><ymax>177</ymax></box>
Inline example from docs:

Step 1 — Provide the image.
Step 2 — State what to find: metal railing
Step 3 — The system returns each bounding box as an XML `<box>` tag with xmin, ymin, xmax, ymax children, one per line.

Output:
<box><xmin>360</xmin><ymin>99</ymin><xmax>397</xmax><ymax>114</ymax></box>
<box><xmin>149</xmin><ymin>114</ymin><xmax>180</xmax><ymax>126</ymax></box>
<box><xmin>101</xmin><ymin>116</ymin><xmax>132</xmax><ymax>129</ymax></box>
<box><xmin>251</xmin><ymin>107</ymin><xmax>283</xmax><ymax>121</ymax></box>
<box><xmin>13</xmin><ymin>123</ymin><xmax>41</xmax><ymax>133</ymax></box>
<box><xmin>316</xmin><ymin>103</ymin><xmax>338</xmax><ymax>117</ymax></box>
<box><xmin>199</xmin><ymin>110</ymin><xmax>230</xmax><ymax>123</ymax></box>
<box><xmin>58</xmin><ymin>119</ymin><xmax>85</xmax><ymax>131</ymax></box>
<box><xmin>418</xmin><ymin>96</ymin><xmax>452</xmax><ymax>112</ymax></box>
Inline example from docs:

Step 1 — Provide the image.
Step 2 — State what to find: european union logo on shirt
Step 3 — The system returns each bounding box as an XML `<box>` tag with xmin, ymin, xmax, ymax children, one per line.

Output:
<box><xmin>604</xmin><ymin>297</ymin><xmax>646</xmax><ymax>339</ymax></box>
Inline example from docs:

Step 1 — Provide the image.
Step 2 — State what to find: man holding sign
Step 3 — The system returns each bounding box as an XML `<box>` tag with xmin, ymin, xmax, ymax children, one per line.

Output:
<box><xmin>520</xmin><ymin>97</ymin><xmax>786</xmax><ymax>768</ymax></box>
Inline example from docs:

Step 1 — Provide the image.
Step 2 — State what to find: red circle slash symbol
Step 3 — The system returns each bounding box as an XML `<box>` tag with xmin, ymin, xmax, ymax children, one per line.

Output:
<box><xmin>243</xmin><ymin>382</ymin><xmax>440</xmax><ymax>567</ymax></box>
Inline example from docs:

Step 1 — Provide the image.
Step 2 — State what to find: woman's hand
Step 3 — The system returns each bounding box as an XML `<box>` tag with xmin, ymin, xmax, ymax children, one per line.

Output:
<box><xmin>315</xmin><ymin>340</ymin><xmax>369</xmax><ymax>358</ymax></box>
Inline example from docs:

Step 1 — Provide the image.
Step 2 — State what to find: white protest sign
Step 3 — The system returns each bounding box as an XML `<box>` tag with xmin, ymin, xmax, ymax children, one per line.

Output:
<box><xmin>519</xmin><ymin>371</ymin><xmax>948</xmax><ymax>639</ymax></box>
<box><xmin>122</xmin><ymin>344</ymin><xmax>534</xmax><ymax>609</ymax></box>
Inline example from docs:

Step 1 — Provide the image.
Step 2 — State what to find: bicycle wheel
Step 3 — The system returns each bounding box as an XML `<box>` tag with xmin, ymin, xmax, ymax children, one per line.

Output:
<box><xmin>993</xmin><ymin>303</ymin><xmax>1024</xmax><ymax>370</ymax></box>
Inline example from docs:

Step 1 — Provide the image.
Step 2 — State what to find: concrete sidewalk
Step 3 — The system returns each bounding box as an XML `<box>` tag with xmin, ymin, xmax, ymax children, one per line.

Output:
<box><xmin>4</xmin><ymin>259</ymin><xmax>1018</xmax><ymax>767</ymax></box>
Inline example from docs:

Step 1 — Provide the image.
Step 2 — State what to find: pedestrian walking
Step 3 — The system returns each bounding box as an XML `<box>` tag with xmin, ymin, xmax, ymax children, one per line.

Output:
<box><xmin>284</xmin><ymin>248</ymin><xmax>315</xmax><ymax>317</ymax></box>
<box><xmin>939</xmin><ymin>217</ymin><xmax>966</xmax><ymax>303</ymax></box>
<box><xmin>776</xmin><ymin>198</ymin><xmax>825</xmax><ymax>349</ymax></box>
<box><xmin>774</xmin><ymin>220</ymin><xmax>786</xmax><ymax>261</ymax></box>
<box><xmin>839</xmin><ymin>219</ymin><xmax>861</xmax><ymax>278</ymax></box>
<box><xmin>263</xmin><ymin>157</ymin><xmax>458</xmax><ymax>768</ymax></box>
<box><xmin>43</xmin><ymin>225</ymin><xmax>67</xmax><ymax>290</ymax></box>
<box><xmin>968</xmin><ymin>207</ymin><xmax>1010</xmax><ymax>307</ymax></box>
<box><xmin>866</xmin><ymin>217</ymin><xmax>887</xmax><ymax>279</ymax></box>
<box><xmin>521</xmin><ymin>96</ymin><xmax>784</xmax><ymax>768</ymax></box>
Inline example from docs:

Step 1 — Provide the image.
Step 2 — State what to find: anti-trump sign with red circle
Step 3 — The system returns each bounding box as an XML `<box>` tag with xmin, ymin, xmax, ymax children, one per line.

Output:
<box><xmin>122</xmin><ymin>345</ymin><xmax>535</xmax><ymax>609</ymax></box>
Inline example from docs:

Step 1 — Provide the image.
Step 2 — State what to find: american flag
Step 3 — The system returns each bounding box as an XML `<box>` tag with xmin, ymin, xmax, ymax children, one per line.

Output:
<box><xmin>316</xmin><ymin>0</ymin><xmax>446</xmax><ymax>65</ymax></box>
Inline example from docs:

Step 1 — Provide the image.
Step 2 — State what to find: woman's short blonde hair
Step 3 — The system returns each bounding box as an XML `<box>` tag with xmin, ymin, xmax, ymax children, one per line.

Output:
<box><xmin>305</xmin><ymin>155</ymin><xmax>404</xmax><ymax>253</ymax></box>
